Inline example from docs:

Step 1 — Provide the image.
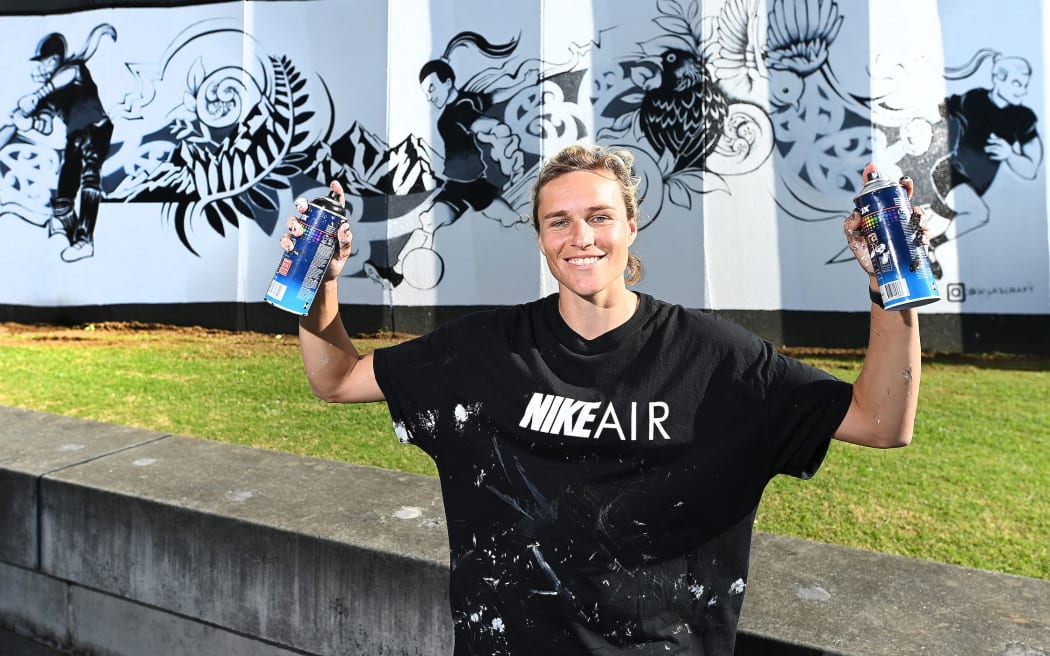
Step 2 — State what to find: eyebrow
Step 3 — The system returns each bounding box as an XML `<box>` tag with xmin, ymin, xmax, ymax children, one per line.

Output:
<box><xmin>542</xmin><ymin>204</ymin><xmax>616</xmax><ymax>221</ymax></box>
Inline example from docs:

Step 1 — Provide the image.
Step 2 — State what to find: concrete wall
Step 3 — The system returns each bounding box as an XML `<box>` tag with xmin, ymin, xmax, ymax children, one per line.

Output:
<box><xmin>1</xmin><ymin>405</ymin><xmax>1048</xmax><ymax>656</ymax></box>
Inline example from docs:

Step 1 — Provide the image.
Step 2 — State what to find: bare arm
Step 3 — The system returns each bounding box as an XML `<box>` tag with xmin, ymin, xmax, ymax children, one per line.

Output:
<box><xmin>833</xmin><ymin>166</ymin><xmax>923</xmax><ymax>448</ymax></box>
<box><xmin>287</xmin><ymin>182</ymin><xmax>384</xmax><ymax>404</ymax></box>
<box><xmin>1002</xmin><ymin>135</ymin><xmax>1042</xmax><ymax>180</ymax></box>
<box><xmin>833</xmin><ymin>279</ymin><xmax>920</xmax><ymax>448</ymax></box>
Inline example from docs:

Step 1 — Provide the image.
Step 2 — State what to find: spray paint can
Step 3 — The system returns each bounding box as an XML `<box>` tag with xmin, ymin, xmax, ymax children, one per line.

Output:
<box><xmin>264</xmin><ymin>190</ymin><xmax>347</xmax><ymax>316</ymax></box>
<box><xmin>852</xmin><ymin>171</ymin><xmax>940</xmax><ymax>310</ymax></box>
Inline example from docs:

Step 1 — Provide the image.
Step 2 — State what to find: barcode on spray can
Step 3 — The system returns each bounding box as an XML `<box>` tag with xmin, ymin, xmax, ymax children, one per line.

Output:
<box><xmin>881</xmin><ymin>279</ymin><xmax>909</xmax><ymax>302</ymax></box>
<box><xmin>267</xmin><ymin>280</ymin><xmax>287</xmax><ymax>301</ymax></box>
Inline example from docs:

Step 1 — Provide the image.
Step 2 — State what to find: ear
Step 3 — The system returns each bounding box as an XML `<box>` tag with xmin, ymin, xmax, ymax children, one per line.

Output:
<box><xmin>627</xmin><ymin>217</ymin><xmax>639</xmax><ymax>244</ymax></box>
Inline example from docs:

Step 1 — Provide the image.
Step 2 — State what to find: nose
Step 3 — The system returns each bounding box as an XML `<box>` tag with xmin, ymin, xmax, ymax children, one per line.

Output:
<box><xmin>570</xmin><ymin>221</ymin><xmax>594</xmax><ymax>248</ymax></box>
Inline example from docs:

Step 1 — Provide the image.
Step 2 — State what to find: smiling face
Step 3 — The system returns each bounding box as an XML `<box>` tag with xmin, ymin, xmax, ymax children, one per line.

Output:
<box><xmin>992</xmin><ymin>63</ymin><xmax>1031</xmax><ymax>107</ymax></box>
<box><xmin>536</xmin><ymin>169</ymin><xmax>638</xmax><ymax>304</ymax></box>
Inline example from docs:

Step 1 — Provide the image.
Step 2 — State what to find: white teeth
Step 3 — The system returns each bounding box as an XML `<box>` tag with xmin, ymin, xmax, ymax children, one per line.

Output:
<box><xmin>568</xmin><ymin>256</ymin><xmax>600</xmax><ymax>266</ymax></box>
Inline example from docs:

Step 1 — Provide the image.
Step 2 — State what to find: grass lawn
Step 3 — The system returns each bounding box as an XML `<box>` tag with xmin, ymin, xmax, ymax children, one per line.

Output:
<box><xmin>1</xmin><ymin>322</ymin><xmax>1047</xmax><ymax>581</ymax></box>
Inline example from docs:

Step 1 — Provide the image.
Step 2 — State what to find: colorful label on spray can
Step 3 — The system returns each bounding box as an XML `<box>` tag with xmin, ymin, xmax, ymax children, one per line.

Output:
<box><xmin>853</xmin><ymin>178</ymin><xmax>940</xmax><ymax>311</ymax></box>
<box><xmin>264</xmin><ymin>194</ymin><xmax>346</xmax><ymax>316</ymax></box>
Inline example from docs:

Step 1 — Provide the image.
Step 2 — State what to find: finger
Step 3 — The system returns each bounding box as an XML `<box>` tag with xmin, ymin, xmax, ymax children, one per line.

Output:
<box><xmin>914</xmin><ymin>210</ymin><xmax>932</xmax><ymax>247</ymax></box>
<box><xmin>843</xmin><ymin>209</ymin><xmax>862</xmax><ymax>232</ymax></box>
<box><xmin>334</xmin><ymin>223</ymin><xmax>353</xmax><ymax>259</ymax></box>
<box><xmin>286</xmin><ymin>216</ymin><xmax>304</xmax><ymax>237</ymax></box>
<box><xmin>899</xmin><ymin>175</ymin><xmax>914</xmax><ymax>199</ymax></box>
<box><xmin>862</xmin><ymin>162</ymin><xmax>879</xmax><ymax>183</ymax></box>
<box><xmin>294</xmin><ymin>197</ymin><xmax>309</xmax><ymax>215</ymax></box>
<box><xmin>329</xmin><ymin>180</ymin><xmax>346</xmax><ymax>208</ymax></box>
<box><xmin>909</xmin><ymin>205</ymin><xmax>925</xmax><ymax>226</ymax></box>
<box><xmin>337</xmin><ymin>222</ymin><xmax>352</xmax><ymax>245</ymax></box>
<box><xmin>280</xmin><ymin>234</ymin><xmax>295</xmax><ymax>252</ymax></box>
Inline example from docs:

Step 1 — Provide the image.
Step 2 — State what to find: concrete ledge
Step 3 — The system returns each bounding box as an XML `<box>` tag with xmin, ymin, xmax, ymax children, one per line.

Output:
<box><xmin>0</xmin><ymin>407</ymin><xmax>166</xmax><ymax>568</ymax></box>
<box><xmin>2</xmin><ymin>406</ymin><xmax>1049</xmax><ymax>655</ymax></box>
<box><xmin>742</xmin><ymin>534</ymin><xmax>1050</xmax><ymax>655</ymax></box>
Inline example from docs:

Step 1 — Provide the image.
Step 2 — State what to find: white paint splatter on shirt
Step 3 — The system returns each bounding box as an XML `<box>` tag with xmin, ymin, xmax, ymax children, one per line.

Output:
<box><xmin>419</xmin><ymin>410</ymin><xmax>438</xmax><ymax>431</ymax></box>
<box><xmin>455</xmin><ymin>403</ymin><xmax>470</xmax><ymax>427</ymax></box>
<box><xmin>454</xmin><ymin>402</ymin><xmax>482</xmax><ymax>432</ymax></box>
<box><xmin>729</xmin><ymin>578</ymin><xmax>746</xmax><ymax>595</ymax></box>
<box><xmin>393</xmin><ymin>421</ymin><xmax>411</xmax><ymax>444</ymax></box>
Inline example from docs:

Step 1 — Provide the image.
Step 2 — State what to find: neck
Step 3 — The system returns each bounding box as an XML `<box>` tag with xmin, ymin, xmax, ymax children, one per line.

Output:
<box><xmin>989</xmin><ymin>88</ymin><xmax>1013</xmax><ymax>109</ymax></box>
<box><xmin>558</xmin><ymin>288</ymin><xmax>639</xmax><ymax>340</ymax></box>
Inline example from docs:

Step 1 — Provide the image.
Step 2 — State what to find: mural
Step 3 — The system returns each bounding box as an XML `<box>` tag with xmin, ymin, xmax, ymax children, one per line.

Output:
<box><xmin>0</xmin><ymin>0</ymin><xmax>1046</xmax><ymax>314</ymax></box>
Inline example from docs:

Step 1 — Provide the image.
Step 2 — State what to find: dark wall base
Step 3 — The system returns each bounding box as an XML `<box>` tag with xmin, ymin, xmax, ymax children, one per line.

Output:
<box><xmin>2</xmin><ymin>302</ymin><xmax>1047</xmax><ymax>355</ymax></box>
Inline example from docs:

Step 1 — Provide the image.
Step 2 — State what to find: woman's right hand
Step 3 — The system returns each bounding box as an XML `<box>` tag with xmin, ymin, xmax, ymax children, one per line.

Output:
<box><xmin>281</xmin><ymin>181</ymin><xmax>353</xmax><ymax>281</ymax></box>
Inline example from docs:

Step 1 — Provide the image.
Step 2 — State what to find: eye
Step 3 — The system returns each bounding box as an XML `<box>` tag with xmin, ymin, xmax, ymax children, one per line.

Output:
<box><xmin>590</xmin><ymin>214</ymin><xmax>611</xmax><ymax>223</ymax></box>
<box><xmin>666</xmin><ymin>53</ymin><xmax>677</xmax><ymax>64</ymax></box>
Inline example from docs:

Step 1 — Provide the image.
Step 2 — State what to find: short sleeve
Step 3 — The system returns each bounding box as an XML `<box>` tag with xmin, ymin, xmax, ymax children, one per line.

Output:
<box><xmin>1017</xmin><ymin>109</ymin><xmax>1039</xmax><ymax>145</ymax></box>
<box><xmin>698</xmin><ymin>313</ymin><xmax>853</xmax><ymax>481</ymax></box>
<box><xmin>764</xmin><ymin>353</ymin><xmax>854</xmax><ymax>479</ymax></box>
<box><xmin>372</xmin><ymin>330</ymin><xmax>453</xmax><ymax>456</ymax></box>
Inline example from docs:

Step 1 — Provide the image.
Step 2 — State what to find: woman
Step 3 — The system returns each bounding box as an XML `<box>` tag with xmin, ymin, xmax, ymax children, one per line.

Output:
<box><xmin>366</xmin><ymin>32</ymin><xmax>533</xmax><ymax>288</ymax></box>
<box><xmin>287</xmin><ymin>144</ymin><xmax>922</xmax><ymax>654</ymax></box>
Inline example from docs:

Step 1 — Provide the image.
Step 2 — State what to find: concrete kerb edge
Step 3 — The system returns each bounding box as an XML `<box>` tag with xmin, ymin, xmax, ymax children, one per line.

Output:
<box><xmin>32</xmin><ymin>433</ymin><xmax>173</xmax><ymax>570</ymax></box>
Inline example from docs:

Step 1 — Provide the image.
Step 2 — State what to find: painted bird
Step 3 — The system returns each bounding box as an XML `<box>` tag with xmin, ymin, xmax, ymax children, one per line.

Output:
<box><xmin>639</xmin><ymin>48</ymin><xmax>730</xmax><ymax>173</ymax></box>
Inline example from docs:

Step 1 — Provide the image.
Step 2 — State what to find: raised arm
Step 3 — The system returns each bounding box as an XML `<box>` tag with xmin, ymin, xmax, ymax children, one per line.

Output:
<box><xmin>833</xmin><ymin>167</ymin><xmax>923</xmax><ymax>448</ymax></box>
<box><xmin>287</xmin><ymin>182</ymin><xmax>385</xmax><ymax>404</ymax></box>
<box><xmin>833</xmin><ymin>283</ymin><xmax>921</xmax><ymax>448</ymax></box>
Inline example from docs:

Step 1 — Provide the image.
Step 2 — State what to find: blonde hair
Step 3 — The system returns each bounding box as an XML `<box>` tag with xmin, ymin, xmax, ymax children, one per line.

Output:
<box><xmin>531</xmin><ymin>144</ymin><xmax>644</xmax><ymax>285</ymax></box>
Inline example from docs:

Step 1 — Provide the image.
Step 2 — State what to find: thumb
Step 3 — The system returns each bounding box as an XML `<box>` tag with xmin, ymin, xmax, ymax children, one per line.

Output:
<box><xmin>898</xmin><ymin>175</ymin><xmax>914</xmax><ymax>199</ymax></box>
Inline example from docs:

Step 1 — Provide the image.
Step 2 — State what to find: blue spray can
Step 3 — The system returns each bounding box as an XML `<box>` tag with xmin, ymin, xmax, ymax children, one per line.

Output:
<box><xmin>264</xmin><ymin>190</ymin><xmax>347</xmax><ymax>315</ymax></box>
<box><xmin>852</xmin><ymin>172</ymin><xmax>940</xmax><ymax>310</ymax></box>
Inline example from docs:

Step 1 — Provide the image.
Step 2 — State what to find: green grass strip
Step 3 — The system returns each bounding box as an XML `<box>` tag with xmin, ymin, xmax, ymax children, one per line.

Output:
<box><xmin>2</xmin><ymin>324</ymin><xmax>1046</xmax><ymax>580</ymax></box>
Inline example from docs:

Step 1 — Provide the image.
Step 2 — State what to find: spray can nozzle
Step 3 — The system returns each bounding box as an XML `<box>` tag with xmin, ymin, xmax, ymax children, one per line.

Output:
<box><xmin>309</xmin><ymin>189</ymin><xmax>348</xmax><ymax>220</ymax></box>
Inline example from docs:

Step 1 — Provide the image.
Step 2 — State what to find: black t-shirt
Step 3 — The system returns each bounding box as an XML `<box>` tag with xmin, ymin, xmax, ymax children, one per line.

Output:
<box><xmin>941</xmin><ymin>88</ymin><xmax>1038</xmax><ymax>195</ymax></box>
<box><xmin>438</xmin><ymin>92</ymin><xmax>490</xmax><ymax>182</ymax></box>
<box><xmin>374</xmin><ymin>293</ymin><xmax>853</xmax><ymax>655</ymax></box>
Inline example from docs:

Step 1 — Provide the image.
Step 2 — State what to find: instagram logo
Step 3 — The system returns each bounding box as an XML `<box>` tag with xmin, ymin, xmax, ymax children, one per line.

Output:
<box><xmin>946</xmin><ymin>283</ymin><xmax>966</xmax><ymax>303</ymax></box>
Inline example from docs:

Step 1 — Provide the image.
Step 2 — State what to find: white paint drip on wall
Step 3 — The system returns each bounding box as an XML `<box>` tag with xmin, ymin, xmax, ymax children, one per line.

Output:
<box><xmin>393</xmin><ymin>506</ymin><xmax>423</xmax><ymax>520</ymax></box>
<box><xmin>225</xmin><ymin>490</ymin><xmax>255</xmax><ymax>502</ymax></box>
<box><xmin>796</xmin><ymin>584</ymin><xmax>832</xmax><ymax>602</ymax></box>
<box><xmin>132</xmin><ymin>458</ymin><xmax>157</xmax><ymax>466</ymax></box>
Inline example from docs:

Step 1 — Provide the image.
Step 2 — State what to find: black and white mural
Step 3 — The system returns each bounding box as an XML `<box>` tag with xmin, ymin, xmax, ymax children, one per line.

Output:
<box><xmin>0</xmin><ymin>0</ymin><xmax>1045</xmax><ymax>313</ymax></box>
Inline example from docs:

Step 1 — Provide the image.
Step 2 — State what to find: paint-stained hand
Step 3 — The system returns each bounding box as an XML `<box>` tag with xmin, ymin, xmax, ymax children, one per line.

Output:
<box><xmin>280</xmin><ymin>181</ymin><xmax>353</xmax><ymax>282</ymax></box>
<box><xmin>843</xmin><ymin>163</ymin><xmax>929</xmax><ymax>280</ymax></box>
